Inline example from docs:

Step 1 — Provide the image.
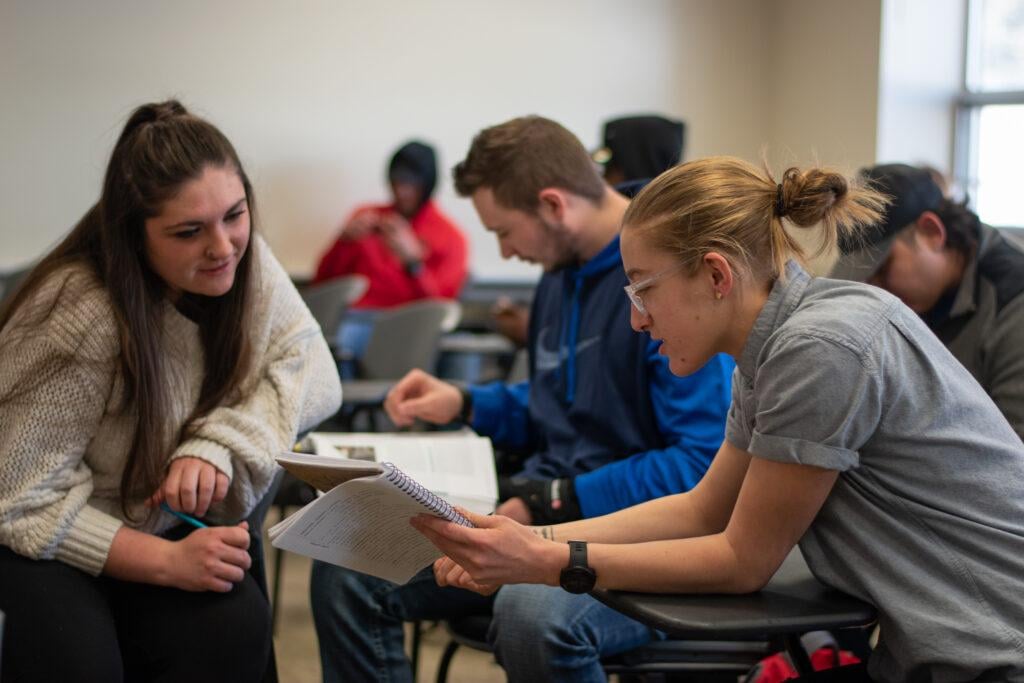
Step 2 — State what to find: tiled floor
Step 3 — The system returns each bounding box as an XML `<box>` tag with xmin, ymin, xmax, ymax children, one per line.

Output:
<box><xmin>265</xmin><ymin>511</ymin><xmax>506</xmax><ymax>682</ymax></box>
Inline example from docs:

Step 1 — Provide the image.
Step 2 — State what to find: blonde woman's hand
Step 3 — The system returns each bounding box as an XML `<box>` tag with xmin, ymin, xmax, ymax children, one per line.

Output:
<box><xmin>433</xmin><ymin>556</ymin><xmax>499</xmax><ymax>595</ymax></box>
<box><xmin>411</xmin><ymin>507</ymin><xmax>567</xmax><ymax>592</ymax></box>
<box><xmin>147</xmin><ymin>456</ymin><xmax>229</xmax><ymax>517</ymax></box>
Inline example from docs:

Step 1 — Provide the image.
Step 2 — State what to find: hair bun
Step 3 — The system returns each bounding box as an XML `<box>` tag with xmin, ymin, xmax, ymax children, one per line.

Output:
<box><xmin>780</xmin><ymin>167</ymin><xmax>849</xmax><ymax>228</ymax></box>
<box><xmin>119</xmin><ymin>100</ymin><xmax>189</xmax><ymax>141</ymax></box>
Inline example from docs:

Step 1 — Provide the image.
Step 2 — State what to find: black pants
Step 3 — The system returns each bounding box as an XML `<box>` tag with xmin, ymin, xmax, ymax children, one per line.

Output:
<box><xmin>0</xmin><ymin>531</ymin><xmax>272</xmax><ymax>683</ymax></box>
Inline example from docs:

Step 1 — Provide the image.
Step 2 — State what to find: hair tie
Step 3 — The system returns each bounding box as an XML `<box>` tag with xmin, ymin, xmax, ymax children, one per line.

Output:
<box><xmin>774</xmin><ymin>183</ymin><xmax>786</xmax><ymax>217</ymax></box>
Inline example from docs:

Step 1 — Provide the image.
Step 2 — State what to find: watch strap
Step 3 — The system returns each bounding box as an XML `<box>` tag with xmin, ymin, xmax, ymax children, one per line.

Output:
<box><xmin>457</xmin><ymin>386</ymin><xmax>474</xmax><ymax>424</ymax></box>
<box><xmin>567</xmin><ymin>540</ymin><xmax>588</xmax><ymax>569</ymax></box>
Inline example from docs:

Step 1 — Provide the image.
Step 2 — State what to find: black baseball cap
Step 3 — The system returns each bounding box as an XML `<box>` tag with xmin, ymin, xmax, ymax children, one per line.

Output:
<box><xmin>592</xmin><ymin>115</ymin><xmax>685</xmax><ymax>182</ymax></box>
<box><xmin>830</xmin><ymin>163</ymin><xmax>944</xmax><ymax>282</ymax></box>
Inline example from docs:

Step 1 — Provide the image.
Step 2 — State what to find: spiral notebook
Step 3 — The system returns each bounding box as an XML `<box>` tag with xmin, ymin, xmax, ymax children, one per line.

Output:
<box><xmin>269</xmin><ymin>448</ymin><xmax>493</xmax><ymax>584</ymax></box>
<box><xmin>300</xmin><ymin>430</ymin><xmax>497</xmax><ymax>514</ymax></box>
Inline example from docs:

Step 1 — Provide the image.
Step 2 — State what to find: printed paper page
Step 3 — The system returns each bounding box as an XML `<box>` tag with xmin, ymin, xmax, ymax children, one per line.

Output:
<box><xmin>270</xmin><ymin>474</ymin><xmax>454</xmax><ymax>584</ymax></box>
<box><xmin>307</xmin><ymin>432</ymin><xmax>497</xmax><ymax>511</ymax></box>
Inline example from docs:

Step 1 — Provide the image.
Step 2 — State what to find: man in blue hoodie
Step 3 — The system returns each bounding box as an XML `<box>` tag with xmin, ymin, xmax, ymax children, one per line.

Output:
<box><xmin>310</xmin><ymin>116</ymin><xmax>734</xmax><ymax>682</ymax></box>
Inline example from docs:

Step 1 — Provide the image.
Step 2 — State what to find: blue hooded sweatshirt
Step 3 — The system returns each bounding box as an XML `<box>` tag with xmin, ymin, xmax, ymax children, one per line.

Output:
<box><xmin>469</xmin><ymin>235</ymin><xmax>733</xmax><ymax>517</ymax></box>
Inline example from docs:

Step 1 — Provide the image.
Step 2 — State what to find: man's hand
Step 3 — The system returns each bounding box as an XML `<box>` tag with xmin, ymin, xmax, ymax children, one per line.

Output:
<box><xmin>379</xmin><ymin>212</ymin><xmax>426</xmax><ymax>266</ymax></box>
<box><xmin>491</xmin><ymin>297</ymin><xmax>530</xmax><ymax>347</ymax></box>
<box><xmin>497</xmin><ymin>476</ymin><xmax>582</xmax><ymax>525</ymax></box>
<box><xmin>383</xmin><ymin>369</ymin><xmax>463</xmax><ymax>427</ymax></box>
<box><xmin>339</xmin><ymin>208</ymin><xmax>381</xmax><ymax>241</ymax></box>
<box><xmin>495</xmin><ymin>497</ymin><xmax>533</xmax><ymax>524</ymax></box>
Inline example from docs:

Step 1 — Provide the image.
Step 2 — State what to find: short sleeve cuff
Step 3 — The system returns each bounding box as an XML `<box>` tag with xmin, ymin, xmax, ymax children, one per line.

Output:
<box><xmin>54</xmin><ymin>504</ymin><xmax>124</xmax><ymax>576</ymax></box>
<box><xmin>172</xmin><ymin>438</ymin><xmax>235</xmax><ymax>481</ymax></box>
<box><xmin>725</xmin><ymin>418</ymin><xmax>751</xmax><ymax>452</ymax></box>
<box><xmin>748</xmin><ymin>431</ymin><xmax>860</xmax><ymax>471</ymax></box>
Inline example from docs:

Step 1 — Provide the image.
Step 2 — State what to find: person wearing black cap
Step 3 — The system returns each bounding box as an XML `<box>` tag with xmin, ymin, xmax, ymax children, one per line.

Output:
<box><xmin>313</xmin><ymin>141</ymin><xmax>469</xmax><ymax>356</ymax></box>
<box><xmin>593</xmin><ymin>114</ymin><xmax>685</xmax><ymax>187</ymax></box>
<box><xmin>832</xmin><ymin>163</ymin><xmax>1024</xmax><ymax>439</ymax></box>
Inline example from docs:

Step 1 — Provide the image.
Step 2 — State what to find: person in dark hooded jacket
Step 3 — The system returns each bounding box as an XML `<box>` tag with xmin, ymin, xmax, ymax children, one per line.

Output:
<box><xmin>313</xmin><ymin>141</ymin><xmax>469</xmax><ymax>358</ymax></box>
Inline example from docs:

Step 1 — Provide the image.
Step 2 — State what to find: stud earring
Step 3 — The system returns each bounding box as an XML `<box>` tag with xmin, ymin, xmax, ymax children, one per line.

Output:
<box><xmin>715</xmin><ymin>291</ymin><xmax>723</xmax><ymax>300</ymax></box>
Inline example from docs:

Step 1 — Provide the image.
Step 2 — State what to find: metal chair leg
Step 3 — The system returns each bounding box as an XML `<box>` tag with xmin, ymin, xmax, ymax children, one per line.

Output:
<box><xmin>270</xmin><ymin>510</ymin><xmax>285</xmax><ymax>635</ymax></box>
<box><xmin>784</xmin><ymin>633</ymin><xmax>815</xmax><ymax>676</ymax></box>
<box><xmin>435</xmin><ymin>640</ymin><xmax>461</xmax><ymax>683</ymax></box>
<box><xmin>410</xmin><ymin>620</ymin><xmax>422</xmax><ymax>682</ymax></box>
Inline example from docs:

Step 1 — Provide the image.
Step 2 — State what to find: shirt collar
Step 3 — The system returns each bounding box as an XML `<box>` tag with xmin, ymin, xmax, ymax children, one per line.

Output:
<box><xmin>737</xmin><ymin>260</ymin><xmax>810</xmax><ymax>379</ymax></box>
<box><xmin>569</xmin><ymin>234</ymin><xmax>622</xmax><ymax>279</ymax></box>
<box><xmin>944</xmin><ymin>224</ymin><xmax>997</xmax><ymax>320</ymax></box>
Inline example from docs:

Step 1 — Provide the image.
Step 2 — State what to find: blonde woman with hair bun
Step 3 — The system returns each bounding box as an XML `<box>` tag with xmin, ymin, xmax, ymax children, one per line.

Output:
<box><xmin>414</xmin><ymin>157</ymin><xmax>1024</xmax><ymax>682</ymax></box>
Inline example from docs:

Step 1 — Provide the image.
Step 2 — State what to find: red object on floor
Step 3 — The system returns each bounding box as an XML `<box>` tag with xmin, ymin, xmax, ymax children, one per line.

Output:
<box><xmin>749</xmin><ymin>647</ymin><xmax>861</xmax><ymax>681</ymax></box>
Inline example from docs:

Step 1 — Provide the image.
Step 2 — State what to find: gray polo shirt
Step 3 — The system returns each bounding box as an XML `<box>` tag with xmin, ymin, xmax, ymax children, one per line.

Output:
<box><xmin>726</xmin><ymin>261</ymin><xmax>1024</xmax><ymax>682</ymax></box>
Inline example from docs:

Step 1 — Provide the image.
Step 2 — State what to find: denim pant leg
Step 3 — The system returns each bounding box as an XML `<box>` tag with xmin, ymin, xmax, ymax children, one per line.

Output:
<box><xmin>310</xmin><ymin>561</ymin><xmax>494</xmax><ymax>683</ymax></box>
<box><xmin>336</xmin><ymin>310</ymin><xmax>377</xmax><ymax>378</ymax></box>
<box><xmin>490</xmin><ymin>584</ymin><xmax>663</xmax><ymax>683</ymax></box>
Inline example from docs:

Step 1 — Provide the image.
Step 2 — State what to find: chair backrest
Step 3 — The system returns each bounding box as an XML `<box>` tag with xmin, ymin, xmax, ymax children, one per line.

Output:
<box><xmin>360</xmin><ymin>300</ymin><xmax>461</xmax><ymax>379</ymax></box>
<box><xmin>505</xmin><ymin>348</ymin><xmax>530</xmax><ymax>383</ymax></box>
<box><xmin>301</xmin><ymin>275</ymin><xmax>369</xmax><ymax>339</ymax></box>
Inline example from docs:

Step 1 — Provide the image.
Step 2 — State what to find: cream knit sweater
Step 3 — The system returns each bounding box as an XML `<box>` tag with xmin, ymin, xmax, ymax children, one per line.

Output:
<box><xmin>0</xmin><ymin>236</ymin><xmax>342</xmax><ymax>576</ymax></box>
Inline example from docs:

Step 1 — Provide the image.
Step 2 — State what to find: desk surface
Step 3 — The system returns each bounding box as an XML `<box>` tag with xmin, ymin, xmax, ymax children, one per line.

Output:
<box><xmin>340</xmin><ymin>379</ymin><xmax>394</xmax><ymax>405</ymax></box>
<box><xmin>591</xmin><ymin>551</ymin><xmax>875</xmax><ymax>640</ymax></box>
<box><xmin>438</xmin><ymin>332</ymin><xmax>516</xmax><ymax>355</ymax></box>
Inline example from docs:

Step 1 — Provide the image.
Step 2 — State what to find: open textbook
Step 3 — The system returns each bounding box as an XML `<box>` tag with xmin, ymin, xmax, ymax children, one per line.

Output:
<box><xmin>268</xmin><ymin>431</ymin><xmax>497</xmax><ymax>584</ymax></box>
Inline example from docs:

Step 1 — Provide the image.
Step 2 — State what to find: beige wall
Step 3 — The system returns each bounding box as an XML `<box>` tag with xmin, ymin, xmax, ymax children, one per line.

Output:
<box><xmin>876</xmin><ymin>0</ymin><xmax>966</xmax><ymax>175</ymax></box>
<box><xmin>763</xmin><ymin>0</ymin><xmax>883</xmax><ymax>274</ymax></box>
<box><xmin>1</xmin><ymin>0</ymin><xmax>888</xmax><ymax>278</ymax></box>
<box><xmin>765</xmin><ymin>0</ymin><xmax>883</xmax><ymax>172</ymax></box>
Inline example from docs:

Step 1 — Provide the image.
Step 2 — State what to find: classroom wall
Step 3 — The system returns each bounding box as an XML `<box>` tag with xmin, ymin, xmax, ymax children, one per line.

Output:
<box><xmin>765</xmin><ymin>0</ymin><xmax>882</xmax><ymax>172</ymax></box>
<box><xmin>876</xmin><ymin>0</ymin><xmax>966</xmax><ymax>177</ymax></box>
<box><xmin>2</xmin><ymin>0</ymin><xmax>887</xmax><ymax>280</ymax></box>
<box><xmin>764</xmin><ymin>0</ymin><xmax>883</xmax><ymax>274</ymax></box>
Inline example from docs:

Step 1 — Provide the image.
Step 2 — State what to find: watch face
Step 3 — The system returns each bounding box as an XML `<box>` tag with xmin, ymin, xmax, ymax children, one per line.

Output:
<box><xmin>559</xmin><ymin>566</ymin><xmax>596</xmax><ymax>594</ymax></box>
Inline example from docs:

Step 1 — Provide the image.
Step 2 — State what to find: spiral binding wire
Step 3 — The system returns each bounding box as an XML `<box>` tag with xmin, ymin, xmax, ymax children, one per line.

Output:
<box><xmin>383</xmin><ymin>463</ymin><xmax>473</xmax><ymax>527</ymax></box>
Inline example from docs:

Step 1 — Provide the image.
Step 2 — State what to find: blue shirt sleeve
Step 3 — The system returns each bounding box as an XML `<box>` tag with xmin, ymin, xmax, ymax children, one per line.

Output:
<box><xmin>468</xmin><ymin>380</ymin><xmax>535</xmax><ymax>450</ymax></box>
<box><xmin>573</xmin><ymin>344</ymin><xmax>733</xmax><ymax>517</ymax></box>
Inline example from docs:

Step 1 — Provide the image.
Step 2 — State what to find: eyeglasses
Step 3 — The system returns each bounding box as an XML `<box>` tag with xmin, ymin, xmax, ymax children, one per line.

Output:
<box><xmin>623</xmin><ymin>262</ymin><xmax>688</xmax><ymax>315</ymax></box>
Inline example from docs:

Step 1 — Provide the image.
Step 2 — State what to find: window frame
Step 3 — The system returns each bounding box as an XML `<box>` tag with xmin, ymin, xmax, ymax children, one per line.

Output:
<box><xmin>953</xmin><ymin>0</ymin><xmax>1024</xmax><ymax>226</ymax></box>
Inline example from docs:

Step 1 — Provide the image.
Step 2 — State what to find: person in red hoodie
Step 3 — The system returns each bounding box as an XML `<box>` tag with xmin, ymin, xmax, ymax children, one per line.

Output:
<box><xmin>314</xmin><ymin>141</ymin><xmax>469</xmax><ymax>360</ymax></box>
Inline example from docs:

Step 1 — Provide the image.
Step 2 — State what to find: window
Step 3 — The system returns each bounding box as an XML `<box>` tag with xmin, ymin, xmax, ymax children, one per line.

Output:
<box><xmin>957</xmin><ymin>0</ymin><xmax>1024</xmax><ymax>227</ymax></box>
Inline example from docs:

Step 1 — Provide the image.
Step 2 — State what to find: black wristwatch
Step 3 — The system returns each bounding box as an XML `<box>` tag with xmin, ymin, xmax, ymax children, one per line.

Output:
<box><xmin>559</xmin><ymin>540</ymin><xmax>597</xmax><ymax>594</ymax></box>
<box><xmin>404</xmin><ymin>259</ymin><xmax>424</xmax><ymax>277</ymax></box>
<box><xmin>457</xmin><ymin>386</ymin><xmax>474</xmax><ymax>424</ymax></box>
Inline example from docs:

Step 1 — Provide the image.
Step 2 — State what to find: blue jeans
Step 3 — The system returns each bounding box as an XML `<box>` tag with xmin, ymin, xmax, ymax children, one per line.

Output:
<box><xmin>310</xmin><ymin>562</ymin><xmax>661</xmax><ymax>682</ymax></box>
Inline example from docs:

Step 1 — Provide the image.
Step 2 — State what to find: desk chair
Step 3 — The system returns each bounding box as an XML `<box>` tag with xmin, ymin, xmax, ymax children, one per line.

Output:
<box><xmin>591</xmin><ymin>551</ymin><xmax>876</xmax><ymax>679</ymax></box>
<box><xmin>433</xmin><ymin>552</ymin><xmax>875</xmax><ymax>682</ymax></box>
<box><xmin>244</xmin><ymin>472</ymin><xmax>286</xmax><ymax>682</ymax></box>
<box><xmin>340</xmin><ymin>300</ymin><xmax>461</xmax><ymax>431</ymax></box>
<box><xmin>300</xmin><ymin>275</ymin><xmax>369</xmax><ymax>350</ymax></box>
<box><xmin>436</xmin><ymin>614</ymin><xmax>769</xmax><ymax>683</ymax></box>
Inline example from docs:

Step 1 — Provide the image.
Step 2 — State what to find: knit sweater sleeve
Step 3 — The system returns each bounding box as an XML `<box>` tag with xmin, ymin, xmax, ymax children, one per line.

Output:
<box><xmin>0</xmin><ymin>267</ymin><xmax>125</xmax><ymax>576</ymax></box>
<box><xmin>171</xmin><ymin>237</ymin><xmax>343</xmax><ymax>521</ymax></box>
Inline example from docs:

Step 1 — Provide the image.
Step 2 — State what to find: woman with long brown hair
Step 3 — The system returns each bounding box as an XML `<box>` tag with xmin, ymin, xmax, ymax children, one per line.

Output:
<box><xmin>0</xmin><ymin>100</ymin><xmax>341</xmax><ymax>682</ymax></box>
<box><xmin>413</xmin><ymin>158</ymin><xmax>1024</xmax><ymax>682</ymax></box>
